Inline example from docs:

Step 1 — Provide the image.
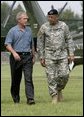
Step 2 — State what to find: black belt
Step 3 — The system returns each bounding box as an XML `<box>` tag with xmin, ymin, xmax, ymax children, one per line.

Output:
<box><xmin>17</xmin><ymin>52</ymin><xmax>30</xmax><ymax>56</ymax></box>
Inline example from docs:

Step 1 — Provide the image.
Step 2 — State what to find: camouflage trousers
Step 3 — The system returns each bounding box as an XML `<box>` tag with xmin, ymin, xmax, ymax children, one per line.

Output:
<box><xmin>45</xmin><ymin>58</ymin><xmax>69</xmax><ymax>96</ymax></box>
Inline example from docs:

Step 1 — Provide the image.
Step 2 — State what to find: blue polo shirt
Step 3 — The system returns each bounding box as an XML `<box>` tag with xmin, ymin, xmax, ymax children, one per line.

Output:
<box><xmin>5</xmin><ymin>25</ymin><xmax>33</xmax><ymax>52</ymax></box>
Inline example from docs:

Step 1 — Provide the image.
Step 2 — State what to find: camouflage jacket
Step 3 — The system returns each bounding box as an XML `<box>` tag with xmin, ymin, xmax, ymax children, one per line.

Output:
<box><xmin>37</xmin><ymin>21</ymin><xmax>75</xmax><ymax>60</ymax></box>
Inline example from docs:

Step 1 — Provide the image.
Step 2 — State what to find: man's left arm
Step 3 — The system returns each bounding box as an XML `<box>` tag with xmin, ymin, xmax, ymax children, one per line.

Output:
<box><xmin>64</xmin><ymin>24</ymin><xmax>75</xmax><ymax>62</ymax></box>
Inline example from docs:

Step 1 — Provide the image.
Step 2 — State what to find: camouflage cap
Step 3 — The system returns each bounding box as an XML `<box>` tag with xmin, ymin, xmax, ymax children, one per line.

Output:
<box><xmin>48</xmin><ymin>9</ymin><xmax>58</xmax><ymax>15</ymax></box>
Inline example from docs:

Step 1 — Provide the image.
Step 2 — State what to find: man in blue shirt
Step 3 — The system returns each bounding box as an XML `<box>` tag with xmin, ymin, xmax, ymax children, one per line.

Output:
<box><xmin>5</xmin><ymin>12</ymin><xmax>35</xmax><ymax>105</ymax></box>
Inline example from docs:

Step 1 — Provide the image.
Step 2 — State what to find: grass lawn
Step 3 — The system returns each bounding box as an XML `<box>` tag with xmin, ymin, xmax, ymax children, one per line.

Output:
<box><xmin>1</xmin><ymin>62</ymin><xmax>83</xmax><ymax>116</ymax></box>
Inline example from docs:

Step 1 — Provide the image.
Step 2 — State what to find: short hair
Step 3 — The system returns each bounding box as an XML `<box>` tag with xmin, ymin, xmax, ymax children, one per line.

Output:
<box><xmin>16</xmin><ymin>11</ymin><xmax>27</xmax><ymax>21</ymax></box>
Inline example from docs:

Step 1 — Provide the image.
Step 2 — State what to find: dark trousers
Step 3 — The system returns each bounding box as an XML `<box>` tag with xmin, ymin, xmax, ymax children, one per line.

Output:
<box><xmin>10</xmin><ymin>53</ymin><xmax>34</xmax><ymax>101</ymax></box>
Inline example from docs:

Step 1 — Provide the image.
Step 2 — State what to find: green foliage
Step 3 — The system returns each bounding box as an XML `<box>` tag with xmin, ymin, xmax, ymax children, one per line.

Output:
<box><xmin>1</xmin><ymin>2</ymin><xmax>10</xmax><ymax>36</ymax></box>
<box><xmin>1</xmin><ymin>2</ymin><xmax>25</xmax><ymax>36</ymax></box>
<box><xmin>1</xmin><ymin>2</ymin><xmax>10</xmax><ymax>23</ymax></box>
<box><xmin>60</xmin><ymin>6</ymin><xmax>81</xmax><ymax>20</ymax></box>
<box><xmin>81</xmin><ymin>1</ymin><xmax>83</xmax><ymax>18</ymax></box>
<box><xmin>1</xmin><ymin>2</ymin><xmax>25</xmax><ymax>51</ymax></box>
<box><xmin>1</xmin><ymin>63</ymin><xmax>83</xmax><ymax>116</ymax></box>
<box><xmin>60</xmin><ymin>8</ymin><xmax>74</xmax><ymax>19</ymax></box>
<box><xmin>59</xmin><ymin>7</ymin><xmax>82</xmax><ymax>31</ymax></box>
<box><xmin>1</xmin><ymin>2</ymin><xmax>38</xmax><ymax>37</ymax></box>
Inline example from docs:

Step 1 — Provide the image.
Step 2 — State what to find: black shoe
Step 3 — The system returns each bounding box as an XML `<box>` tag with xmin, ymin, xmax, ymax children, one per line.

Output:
<box><xmin>27</xmin><ymin>99</ymin><xmax>35</xmax><ymax>105</ymax></box>
<box><xmin>12</xmin><ymin>95</ymin><xmax>20</xmax><ymax>103</ymax></box>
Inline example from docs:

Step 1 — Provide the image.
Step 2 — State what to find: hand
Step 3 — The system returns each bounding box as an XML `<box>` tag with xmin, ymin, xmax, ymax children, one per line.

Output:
<box><xmin>32</xmin><ymin>56</ymin><xmax>35</xmax><ymax>65</ymax></box>
<box><xmin>40</xmin><ymin>58</ymin><xmax>46</xmax><ymax>67</ymax></box>
<box><xmin>68</xmin><ymin>55</ymin><xmax>74</xmax><ymax>63</ymax></box>
<box><xmin>13</xmin><ymin>52</ymin><xmax>21</xmax><ymax>61</ymax></box>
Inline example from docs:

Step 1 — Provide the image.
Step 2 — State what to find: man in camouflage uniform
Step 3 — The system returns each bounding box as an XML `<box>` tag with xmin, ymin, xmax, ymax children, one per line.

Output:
<box><xmin>37</xmin><ymin>9</ymin><xmax>74</xmax><ymax>104</ymax></box>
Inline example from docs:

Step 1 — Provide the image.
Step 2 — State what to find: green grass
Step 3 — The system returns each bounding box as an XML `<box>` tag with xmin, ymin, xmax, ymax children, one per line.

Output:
<box><xmin>1</xmin><ymin>62</ymin><xmax>83</xmax><ymax>116</ymax></box>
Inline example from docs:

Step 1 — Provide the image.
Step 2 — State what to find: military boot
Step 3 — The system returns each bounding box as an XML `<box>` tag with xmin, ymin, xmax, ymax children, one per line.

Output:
<box><xmin>52</xmin><ymin>94</ymin><xmax>58</xmax><ymax>104</ymax></box>
<box><xmin>58</xmin><ymin>91</ymin><xmax>63</xmax><ymax>101</ymax></box>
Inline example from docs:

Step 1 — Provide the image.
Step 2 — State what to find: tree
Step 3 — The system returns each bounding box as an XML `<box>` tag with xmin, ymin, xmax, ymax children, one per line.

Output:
<box><xmin>1</xmin><ymin>2</ymin><xmax>25</xmax><ymax>51</ymax></box>
<box><xmin>1</xmin><ymin>2</ymin><xmax>10</xmax><ymax>24</ymax></box>
<box><xmin>59</xmin><ymin>7</ymin><xmax>81</xmax><ymax>31</ymax></box>
<box><xmin>60</xmin><ymin>7</ymin><xmax>80</xmax><ymax>19</ymax></box>
<box><xmin>1</xmin><ymin>2</ymin><xmax>25</xmax><ymax>36</ymax></box>
<box><xmin>1</xmin><ymin>2</ymin><xmax>11</xmax><ymax>36</ymax></box>
<box><xmin>81</xmin><ymin>1</ymin><xmax>83</xmax><ymax>18</ymax></box>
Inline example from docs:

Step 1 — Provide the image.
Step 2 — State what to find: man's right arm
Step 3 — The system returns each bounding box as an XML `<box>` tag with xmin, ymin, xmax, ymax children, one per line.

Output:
<box><xmin>5</xmin><ymin>45</ymin><xmax>21</xmax><ymax>61</ymax></box>
<box><xmin>64</xmin><ymin>23</ymin><xmax>75</xmax><ymax>63</ymax></box>
<box><xmin>37</xmin><ymin>25</ymin><xmax>45</xmax><ymax>59</ymax></box>
<box><xmin>37</xmin><ymin>25</ymin><xmax>46</xmax><ymax>67</ymax></box>
<box><xmin>5</xmin><ymin>30</ymin><xmax>21</xmax><ymax>61</ymax></box>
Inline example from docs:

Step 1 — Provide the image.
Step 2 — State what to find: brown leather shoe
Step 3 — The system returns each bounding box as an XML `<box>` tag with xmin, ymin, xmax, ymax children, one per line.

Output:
<box><xmin>52</xmin><ymin>94</ymin><xmax>58</xmax><ymax>104</ymax></box>
<box><xmin>27</xmin><ymin>99</ymin><xmax>35</xmax><ymax>105</ymax></box>
<box><xmin>58</xmin><ymin>91</ymin><xmax>63</xmax><ymax>101</ymax></box>
<box><xmin>12</xmin><ymin>95</ymin><xmax>20</xmax><ymax>103</ymax></box>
